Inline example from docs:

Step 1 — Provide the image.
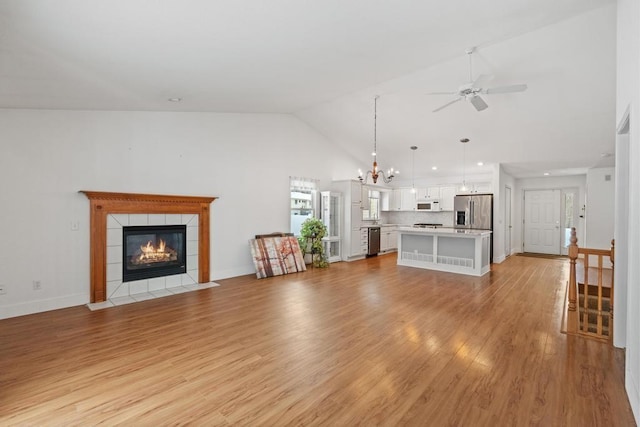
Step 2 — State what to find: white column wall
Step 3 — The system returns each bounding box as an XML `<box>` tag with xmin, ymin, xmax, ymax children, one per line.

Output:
<box><xmin>617</xmin><ymin>0</ymin><xmax>640</xmax><ymax>422</ymax></box>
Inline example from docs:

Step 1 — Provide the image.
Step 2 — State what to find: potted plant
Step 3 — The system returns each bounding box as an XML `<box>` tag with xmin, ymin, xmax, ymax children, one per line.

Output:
<box><xmin>298</xmin><ymin>217</ymin><xmax>329</xmax><ymax>268</ymax></box>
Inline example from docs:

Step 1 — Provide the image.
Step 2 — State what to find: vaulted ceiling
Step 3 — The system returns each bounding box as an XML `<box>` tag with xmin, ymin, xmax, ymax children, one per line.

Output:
<box><xmin>0</xmin><ymin>0</ymin><xmax>617</xmax><ymax>179</ymax></box>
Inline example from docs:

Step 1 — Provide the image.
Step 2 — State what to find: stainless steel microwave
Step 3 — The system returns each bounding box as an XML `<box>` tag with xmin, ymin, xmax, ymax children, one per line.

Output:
<box><xmin>416</xmin><ymin>200</ymin><xmax>440</xmax><ymax>211</ymax></box>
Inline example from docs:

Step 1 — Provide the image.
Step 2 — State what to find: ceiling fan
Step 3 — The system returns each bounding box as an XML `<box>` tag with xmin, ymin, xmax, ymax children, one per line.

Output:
<box><xmin>430</xmin><ymin>47</ymin><xmax>527</xmax><ymax>112</ymax></box>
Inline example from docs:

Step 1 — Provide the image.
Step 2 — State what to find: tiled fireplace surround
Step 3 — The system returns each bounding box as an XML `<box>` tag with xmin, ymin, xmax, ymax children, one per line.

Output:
<box><xmin>106</xmin><ymin>213</ymin><xmax>201</xmax><ymax>300</ymax></box>
<box><xmin>81</xmin><ymin>191</ymin><xmax>217</xmax><ymax>308</ymax></box>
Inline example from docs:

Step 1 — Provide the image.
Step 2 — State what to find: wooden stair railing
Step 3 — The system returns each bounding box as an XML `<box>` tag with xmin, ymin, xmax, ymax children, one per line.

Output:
<box><xmin>567</xmin><ymin>227</ymin><xmax>614</xmax><ymax>341</ymax></box>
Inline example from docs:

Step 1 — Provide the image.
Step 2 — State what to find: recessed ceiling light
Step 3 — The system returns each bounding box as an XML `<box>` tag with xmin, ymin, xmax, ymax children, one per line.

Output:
<box><xmin>168</xmin><ymin>97</ymin><xmax>182</xmax><ymax>102</ymax></box>
<box><xmin>544</xmin><ymin>172</ymin><xmax>550</xmax><ymax>176</ymax></box>
<box><xmin>431</xmin><ymin>166</ymin><xmax>437</xmax><ymax>170</ymax></box>
<box><xmin>477</xmin><ymin>162</ymin><xmax>483</xmax><ymax>166</ymax></box>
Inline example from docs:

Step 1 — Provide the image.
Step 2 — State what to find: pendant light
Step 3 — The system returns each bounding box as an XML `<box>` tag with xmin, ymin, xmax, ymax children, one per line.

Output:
<box><xmin>460</xmin><ymin>138</ymin><xmax>469</xmax><ymax>191</ymax></box>
<box><xmin>358</xmin><ymin>96</ymin><xmax>397</xmax><ymax>184</ymax></box>
<box><xmin>410</xmin><ymin>146</ymin><xmax>418</xmax><ymax>193</ymax></box>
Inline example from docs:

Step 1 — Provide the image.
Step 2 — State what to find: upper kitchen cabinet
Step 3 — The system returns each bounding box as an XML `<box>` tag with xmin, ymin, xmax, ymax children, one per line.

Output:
<box><xmin>381</xmin><ymin>188</ymin><xmax>415</xmax><ymax>211</ymax></box>
<box><xmin>350</xmin><ymin>181</ymin><xmax>363</xmax><ymax>205</ymax></box>
<box><xmin>399</xmin><ymin>188</ymin><xmax>416</xmax><ymax>211</ymax></box>
<box><xmin>471</xmin><ymin>182</ymin><xmax>493</xmax><ymax>194</ymax></box>
<box><xmin>457</xmin><ymin>182</ymin><xmax>493</xmax><ymax>195</ymax></box>
<box><xmin>439</xmin><ymin>186</ymin><xmax>457</xmax><ymax>211</ymax></box>
<box><xmin>381</xmin><ymin>189</ymin><xmax>399</xmax><ymax>211</ymax></box>
<box><xmin>418</xmin><ymin>187</ymin><xmax>440</xmax><ymax>200</ymax></box>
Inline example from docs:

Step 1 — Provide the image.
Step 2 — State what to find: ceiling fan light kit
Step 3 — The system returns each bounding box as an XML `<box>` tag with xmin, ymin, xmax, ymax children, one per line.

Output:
<box><xmin>430</xmin><ymin>47</ymin><xmax>528</xmax><ymax>113</ymax></box>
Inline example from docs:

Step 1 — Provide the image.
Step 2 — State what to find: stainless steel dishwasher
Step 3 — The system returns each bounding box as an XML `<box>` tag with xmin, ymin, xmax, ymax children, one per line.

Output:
<box><xmin>367</xmin><ymin>227</ymin><xmax>380</xmax><ymax>256</ymax></box>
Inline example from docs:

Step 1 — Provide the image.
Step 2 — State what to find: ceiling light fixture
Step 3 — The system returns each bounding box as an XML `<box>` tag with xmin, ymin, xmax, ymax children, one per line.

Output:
<box><xmin>460</xmin><ymin>138</ymin><xmax>469</xmax><ymax>192</ymax></box>
<box><xmin>544</xmin><ymin>172</ymin><xmax>550</xmax><ymax>176</ymax></box>
<box><xmin>432</xmin><ymin>166</ymin><xmax>438</xmax><ymax>171</ymax></box>
<box><xmin>410</xmin><ymin>146</ymin><xmax>418</xmax><ymax>193</ymax></box>
<box><xmin>358</xmin><ymin>96</ymin><xmax>397</xmax><ymax>184</ymax></box>
<box><xmin>477</xmin><ymin>162</ymin><xmax>484</xmax><ymax>166</ymax></box>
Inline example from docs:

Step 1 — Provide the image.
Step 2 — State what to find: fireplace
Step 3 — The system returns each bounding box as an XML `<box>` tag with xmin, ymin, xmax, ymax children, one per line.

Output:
<box><xmin>122</xmin><ymin>225</ymin><xmax>187</xmax><ymax>282</ymax></box>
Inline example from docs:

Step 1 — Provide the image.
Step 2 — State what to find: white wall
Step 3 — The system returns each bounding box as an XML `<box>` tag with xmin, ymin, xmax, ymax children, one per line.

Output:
<box><xmin>0</xmin><ymin>109</ymin><xmax>358</xmax><ymax>319</ymax></box>
<box><xmin>585</xmin><ymin>167</ymin><xmax>616</xmax><ymax>249</ymax></box>
<box><xmin>617</xmin><ymin>0</ymin><xmax>640</xmax><ymax>421</ymax></box>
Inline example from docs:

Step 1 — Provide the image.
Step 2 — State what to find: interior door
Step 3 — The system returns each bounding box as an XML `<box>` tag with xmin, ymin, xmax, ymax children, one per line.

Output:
<box><xmin>505</xmin><ymin>186</ymin><xmax>512</xmax><ymax>257</ymax></box>
<box><xmin>524</xmin><ymin>189</ymin><xmax>561</xmax><ymax>254</ymax></box>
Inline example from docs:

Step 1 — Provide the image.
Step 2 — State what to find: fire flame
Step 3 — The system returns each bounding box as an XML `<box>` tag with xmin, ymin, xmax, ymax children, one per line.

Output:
<box><xmin>138</xmin><ymin>239</ymin><xmax>171</xmax><ymax>262</ymax></box>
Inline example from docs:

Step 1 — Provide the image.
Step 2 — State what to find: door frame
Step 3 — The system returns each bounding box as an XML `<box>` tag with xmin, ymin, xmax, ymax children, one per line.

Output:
<box><xmin>505</xmin><ymin>185</ymin><xmax>512</xmax><ymax>257</ymax></box>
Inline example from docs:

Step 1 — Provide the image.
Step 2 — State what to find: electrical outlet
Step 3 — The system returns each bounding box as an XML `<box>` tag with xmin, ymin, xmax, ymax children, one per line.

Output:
<box><xmin>0</xmin><ymin>285</ymin><xmax>6</xmax><ymax>295</ymax></box>
<box><xmin>71</xmin><ymin>220</ymin><xmax>80</xmax><ymax>231</ymax></box>
<box><xmin>33</xmin><ymin>280</ymin><xmax>42</xmax><ymax>290</ymax></box>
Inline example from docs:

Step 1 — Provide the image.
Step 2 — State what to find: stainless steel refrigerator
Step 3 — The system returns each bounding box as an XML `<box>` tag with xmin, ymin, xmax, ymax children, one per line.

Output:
<box><xmin>454</xmin><ymin>194</ymin><xmax>493</xmax><ymax>261</ymax></box>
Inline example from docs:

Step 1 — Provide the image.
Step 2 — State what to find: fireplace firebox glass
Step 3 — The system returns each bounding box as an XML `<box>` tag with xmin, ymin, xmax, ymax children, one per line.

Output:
<box><xmin>122</xmin><ymin>225</ymin><xmax>187</xmax><ymax>282</ymax></box>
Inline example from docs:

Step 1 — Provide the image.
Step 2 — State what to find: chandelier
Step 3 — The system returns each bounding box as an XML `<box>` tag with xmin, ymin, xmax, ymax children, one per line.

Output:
<box><xmin>358</xmin><ymin>96</ymin><xmax>397</xmax><ymax>184</ymax></box>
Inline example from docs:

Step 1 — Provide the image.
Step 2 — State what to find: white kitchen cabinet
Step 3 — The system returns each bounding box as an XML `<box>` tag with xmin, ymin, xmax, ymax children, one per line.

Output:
<box><xmin>382</xmin><ymin>189</ymin><xmax>402</xmax><ymax>211</ymax></box>
<box><xmin>390</xmin><ymin>190</ymin><xmax>401</xmax><ymax>211</ymax></box>
<box><xmin>458</xmin><ymin>182</ymin><xmax>493</xmax><ymax>195</ymax></box>
<box><xmin>382</xmin><ymin>188</ymin><xmax>416</xmax><ymax>211</ymax></box>
<box><xmin>380</xmin><ymin>226</ymin><xmax>398</xmax><ymax>252</ymax></box>
<box><xmin>472</xmin><ymin>182</ymin><xmax>493</xmax><ymax>194</ymax></box>
<box><xmin>361</xmin><ymin>185</ymin><xmax>370</xmax><ymax>207</ymax></box>
<box><xmin>350</xmin><ymin>204</ymin><xmax>362</xmax><ymax>231</ymax></box>
<box><xmin>350</xmin><ymin>228</ymin><xmax>368</xmax><ymax>256</ymax></box>
<box><xmin>424</xmin><ymin>186</ymin><xmax>441</xmax><ymax>200</ymax></box>
<box><xmin>351</xmin><ymin>181</ymin><xmax>363</xmax><ymax>204</ymax></box>
<box><xmin>388</xmin><ymin>230</ymin><xmax>398</xmax><ymax>249</ymax></box>
<box><xmin>381</xmin><ymin>191</ymin><xmax>391</xmax><ymax>211</ymax></box>
<box><xmin>439</xmin><ymin>186</ymin><xmax>457</xmax><ymax>211</ymax></box>
<box><xmin>399</xmin><ymin>188</ymin><xmax>416</xmax><ymax>211</ymax></box>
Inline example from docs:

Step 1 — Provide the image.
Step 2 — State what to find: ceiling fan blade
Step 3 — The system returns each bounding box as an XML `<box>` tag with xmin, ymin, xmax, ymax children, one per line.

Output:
<box><xmin>484</xmin><ymin>84</ymin><xmax>528</xmax><ymax>94</ymax></box>
<box><xmin>469</xmin><ymin>95</ymin><xmax>488</xmax><ymax>111</ymax></box>
<box><xmin>471</xmin><ymin>74</ymin><xmax>492</xmax><ymax>88</ymax></box>
<box><xmin>432</xmin><ymin>97</ymin><xmax>462</xmax><ymax>112</ymax></box>
<box><xmin>428</xmin><ymin>91</ymin><xmax>458</xmax><ymax>95</ymax></box>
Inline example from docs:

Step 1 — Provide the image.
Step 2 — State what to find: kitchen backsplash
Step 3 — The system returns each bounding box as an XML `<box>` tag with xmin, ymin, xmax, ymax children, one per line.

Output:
<box><xmin>381</xmin><ymin>210</ymin><xmax>454</xmax><ymax>226</ymax></box>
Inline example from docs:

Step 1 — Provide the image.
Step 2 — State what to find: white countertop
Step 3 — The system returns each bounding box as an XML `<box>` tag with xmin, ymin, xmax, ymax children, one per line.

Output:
<box><xmin>397</xmin><ymin>226</ymin><xmax>492</xmax><ymax>236</ymax></box>
<box><xmin>360</xmin><ymin>223</ymin><xmax>410</xmax><ymax>228</ymax></box>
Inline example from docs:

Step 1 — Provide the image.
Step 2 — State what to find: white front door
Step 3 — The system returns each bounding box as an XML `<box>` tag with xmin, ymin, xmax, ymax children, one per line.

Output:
<box><xmin>524</xmin><ymin>189</ymin><xmax>561</xmax><ymax>255</ymax></box>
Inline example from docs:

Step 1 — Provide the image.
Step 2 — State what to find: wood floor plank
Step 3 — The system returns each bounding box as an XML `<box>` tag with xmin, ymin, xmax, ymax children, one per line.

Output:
<box><xmin>0</xmin><ymin>254</ymin><xmax>636</xmax><ymax>425</ymax></box>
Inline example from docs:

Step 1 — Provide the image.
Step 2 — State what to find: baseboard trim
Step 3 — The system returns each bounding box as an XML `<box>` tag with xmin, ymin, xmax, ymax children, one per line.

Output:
<box><xmin>211</xmin><ymin>265</ymin><xmax>256</xmax><ymax>281</ymax></box>
<box><xmin>0</xmin><ymin>293</ymin><xmax>88</xmax><ymax>320</ymax></box>
<box><xmin>627</xmin><ymin>370</ymin><xmax>640</xmax><ymax>425</ymax></box>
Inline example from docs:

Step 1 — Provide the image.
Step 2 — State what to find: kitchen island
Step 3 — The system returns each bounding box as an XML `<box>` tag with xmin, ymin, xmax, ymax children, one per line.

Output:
<box><xmin>397</xmin><ymin>226</ymin><xmax>492</xmax><ymax>276</ymax></box>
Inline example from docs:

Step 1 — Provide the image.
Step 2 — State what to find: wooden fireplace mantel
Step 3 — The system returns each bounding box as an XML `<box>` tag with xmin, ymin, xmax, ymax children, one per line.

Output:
<box><xmin>80</xmin><ymin>191</ymin><xmax>217</xmax><ymax>303</ymax></box>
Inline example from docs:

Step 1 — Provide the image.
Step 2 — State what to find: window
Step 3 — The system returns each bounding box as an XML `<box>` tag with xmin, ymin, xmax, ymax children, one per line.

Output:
<box><xmin>362</xmin><ymin>190</ymin><xmax>380</xmax><ymax>220</ymax></box>
<box><xmin>290</xmin><ymin>177</ymin><xmax>318</xmax><ymax>236</ymax></box>
<box><xmin>563</xmin><ymin>191</ymin><xmax>576</xmax><ymax>249</ymax></box>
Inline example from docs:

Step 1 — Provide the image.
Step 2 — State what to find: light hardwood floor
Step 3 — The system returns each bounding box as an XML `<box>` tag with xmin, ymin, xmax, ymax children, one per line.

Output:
<box><xmin>0</xmin><ymin>254</ymin><xmax>636</xmax><ymax>426</ymax></box>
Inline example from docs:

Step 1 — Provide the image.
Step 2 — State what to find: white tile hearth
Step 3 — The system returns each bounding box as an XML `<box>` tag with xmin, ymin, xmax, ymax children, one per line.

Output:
<box><xmin>87</xmin><ymin>282</ymin><xmax>220</xmax><ymax>311</ymax></box>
